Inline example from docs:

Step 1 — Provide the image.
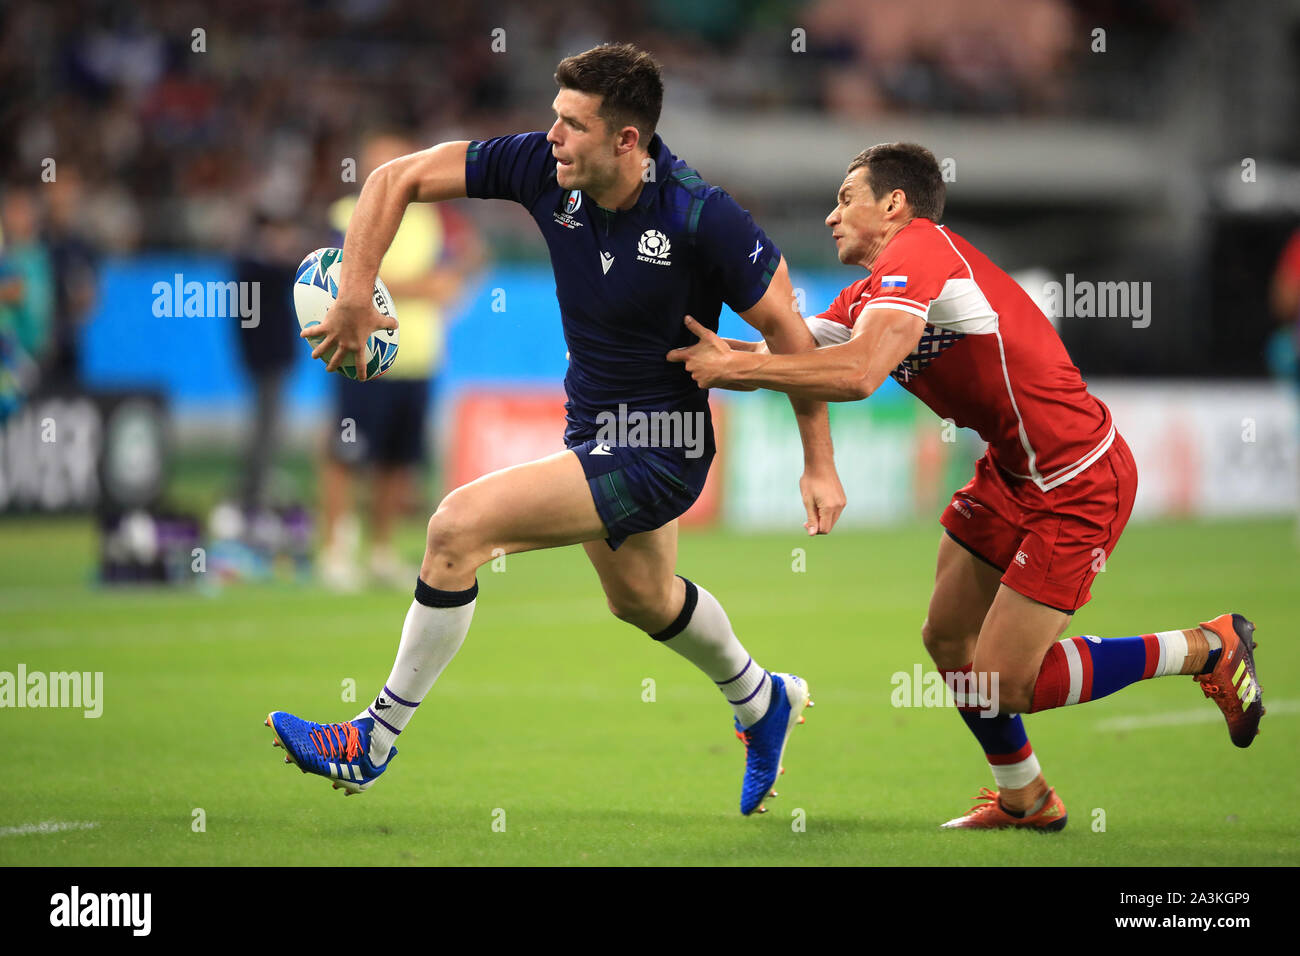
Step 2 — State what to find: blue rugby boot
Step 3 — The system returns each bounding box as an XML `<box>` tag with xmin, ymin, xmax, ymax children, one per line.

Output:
<box><xmin>266</xmin><ymin>712</ymin><xmax>395</xmax><ymax>795</ymax></box>
<box><xmin>734</xmin><ymin>672</ymin><xmax>812</xmax><ymax>815</ymax></box>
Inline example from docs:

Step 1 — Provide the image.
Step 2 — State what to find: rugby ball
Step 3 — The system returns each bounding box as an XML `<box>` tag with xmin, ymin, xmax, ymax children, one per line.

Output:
<box><xmin>293</xmin><ymin>247</ymin><xmax>400</xmax><ymax>380</ymax></box>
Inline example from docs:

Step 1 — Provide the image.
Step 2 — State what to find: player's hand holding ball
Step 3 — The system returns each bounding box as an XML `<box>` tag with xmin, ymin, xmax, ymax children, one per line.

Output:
<box><xmin>294</xmin><ymin>247</ymin><xmax>400</xmax><ymax>381</ymax></box>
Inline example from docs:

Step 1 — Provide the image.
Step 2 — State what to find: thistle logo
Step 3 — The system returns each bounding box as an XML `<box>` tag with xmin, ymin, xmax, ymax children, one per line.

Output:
<box><xmin>636</xmin><ymin>230</ymin><xmax>671</xmax><ymax>265</ymax></box>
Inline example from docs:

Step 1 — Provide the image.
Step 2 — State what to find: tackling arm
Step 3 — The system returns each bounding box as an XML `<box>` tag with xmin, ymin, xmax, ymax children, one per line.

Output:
<box><xmin>671</xmin><ymin>306</ymin><xmax>925</xmax><ymax>402</ymax></box>
<box><xmin>741</xmin><ymin>306</ymin><xmax>926</xmax><ymax>401</ymax></box>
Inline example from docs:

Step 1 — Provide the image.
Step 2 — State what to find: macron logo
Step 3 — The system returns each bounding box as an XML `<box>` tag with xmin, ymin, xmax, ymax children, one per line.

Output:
<box><xmin>600</xmin><ymin>252</ymin><xmax>614</xmax><ymax>275</ymax></box>
<box><xmin>589</xmin><ymin>443</ymin><xmax>614</xmax><ymax>456</ymax></box>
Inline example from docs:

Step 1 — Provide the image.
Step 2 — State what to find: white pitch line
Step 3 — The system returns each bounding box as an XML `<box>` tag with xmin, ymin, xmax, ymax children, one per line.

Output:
<box><xmin>1096</xmin><ymin>699</ymin><xmax>1299</xmax><ymax>732</ymax></box>
<box><xmin>0</xmin><ymin>821</ymin><xmax>99</xmax><ymax>838</ymax></box>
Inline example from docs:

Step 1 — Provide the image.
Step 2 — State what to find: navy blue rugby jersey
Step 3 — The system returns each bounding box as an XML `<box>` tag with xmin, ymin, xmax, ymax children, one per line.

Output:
<box><xmin>465</xmin><ymin>131</ymin><xmax>782</xmax><ymax>424</ymax></box>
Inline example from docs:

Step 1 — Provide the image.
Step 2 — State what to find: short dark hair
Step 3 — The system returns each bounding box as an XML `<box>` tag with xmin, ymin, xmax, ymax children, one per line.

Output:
<box><xmin>847</xmin><ymin>143</ymin><xmax>945</xmax><ymax>221</ymax></box>
<box><xmin>554</xmin><ymin>43</ymin><xmax>663</xmax><ymax>145</ymax></box>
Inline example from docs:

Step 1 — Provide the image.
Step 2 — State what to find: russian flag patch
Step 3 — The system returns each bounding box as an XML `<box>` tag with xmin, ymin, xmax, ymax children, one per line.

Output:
<box><xmin>881</xmin><ymin>275</ymin><xmax>908</xmax><ymax>289</ymax></box>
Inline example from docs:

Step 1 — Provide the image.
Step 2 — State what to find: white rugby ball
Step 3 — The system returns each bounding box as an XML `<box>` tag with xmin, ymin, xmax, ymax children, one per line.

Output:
<box><xmin>293</xmin><ymin>247</ymin><xmax>400</xmax><ymax>380</ymax></box>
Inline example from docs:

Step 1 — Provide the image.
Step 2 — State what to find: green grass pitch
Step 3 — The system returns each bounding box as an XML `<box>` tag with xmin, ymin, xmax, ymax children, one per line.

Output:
<box><xmin>1</xmin><ymin>515</ymin><xmax>1297</xmax><ymax>866</ymax></box>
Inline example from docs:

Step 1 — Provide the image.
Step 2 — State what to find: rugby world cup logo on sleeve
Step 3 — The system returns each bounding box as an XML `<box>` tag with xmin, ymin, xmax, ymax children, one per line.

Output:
<box><xmin>553</xmin><ymin>191</ymin><xmax>584</xmax><ymax>229</ymax></box>
<box><xmin>636</xmin><ymin>230</ymin><xmax>672</xmax><ymax>265</ymax></box>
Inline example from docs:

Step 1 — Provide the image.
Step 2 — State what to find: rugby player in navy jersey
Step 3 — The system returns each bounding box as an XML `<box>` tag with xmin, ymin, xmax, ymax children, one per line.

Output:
<box><xmin>266</xmin><ymin>43</ymin><xmax>845</xmax><ymax>815</ymax></box>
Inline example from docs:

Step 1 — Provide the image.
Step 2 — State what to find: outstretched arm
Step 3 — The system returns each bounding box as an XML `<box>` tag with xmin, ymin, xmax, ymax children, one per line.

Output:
<box><xmin>304</xmin><ymin>141</ymin><xmax>471</xmax><ymax>378</ymax></box>
<box><xmin>672</xmin><ymin>306</ymin><xmax>925</xmax><ymax>402</ymax></box>
<box><xmin>731</xmin><ymin>257</ymin><xmax>845</xmax><ymax>535</ymax></box>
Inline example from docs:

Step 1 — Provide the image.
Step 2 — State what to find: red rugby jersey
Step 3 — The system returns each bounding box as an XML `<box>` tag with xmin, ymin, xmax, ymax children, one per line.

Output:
<box><xmin>808</xmin><ymin>219</ymin><xmax>1114</xmax><ymax>491</ymax></box>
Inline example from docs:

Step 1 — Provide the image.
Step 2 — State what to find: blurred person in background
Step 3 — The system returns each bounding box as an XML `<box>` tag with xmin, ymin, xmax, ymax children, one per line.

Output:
<box><xmin>0</xmin><ymin>185</ymin><xmax>54</xmax><ymax>419</ymax></box>
<box><xmin>41</xmin><ymin>166</ymin><xmax>101</xmax><ymax>388</ymax></box>
<box><xmin>232</xmin><ymin>208</ymin><xmax>307</xmax><ymax>516</ymax></box>
<box><xmin>1269</xmin><ymin>226</ymin><xmax>1300</xmax><ymax>541</ymax></box>
<box><xmin>1269</xmin><ymin>227</ymin><xmax>1300</xmax><ymax>380</ymax></box>
<box><xmin>320</xmin><ymin>130</ymin><xmax>486</xmax><ymax>590</ymax></box>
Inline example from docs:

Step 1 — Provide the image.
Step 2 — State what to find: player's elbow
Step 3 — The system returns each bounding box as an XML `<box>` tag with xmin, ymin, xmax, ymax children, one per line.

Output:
<box><xmin>838</xmin><ymin>369</ymin><xmax>876</xmax><ymax>401</ymax></box>
<box><xmin>373</xmin><ymin>141</ymin><xmax>467</xmax><ymax>204</ymax></box>
<box><xmin>825</xmin><ymin>376</ymin><xmax>868</xmax><ymax>402</ymax></box>
<box><xmin>744</xmin><ymin>311</ymin><xmax>787</xmax><ymax>345</ymax></box>
<box><xmin>362</xmin><ymin>157</ymin><xmax>408</xmax><ymax>203</ymax></box>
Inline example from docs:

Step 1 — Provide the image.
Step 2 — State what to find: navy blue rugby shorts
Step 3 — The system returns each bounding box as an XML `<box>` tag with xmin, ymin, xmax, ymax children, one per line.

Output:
<box><xmin>564</xmin><ymin>403</ymin><xmax>715</xmax><ymax>550</ymax></box>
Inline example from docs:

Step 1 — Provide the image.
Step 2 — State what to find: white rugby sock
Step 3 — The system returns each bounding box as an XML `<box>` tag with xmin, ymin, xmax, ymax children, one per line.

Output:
<box><xmin>357</xmin><ymin>579</ymin><xmax>477</xmax><ymax>764</ymax></box>
<box><xmin>654</xmin><ymin>578</ymin><xmax>773</xmax><ymax>728</ymax></box>
<box><xmin>1151</xmin><ymin>627</ymin><xmax>1222</xmax><ymax>676</ymax></box>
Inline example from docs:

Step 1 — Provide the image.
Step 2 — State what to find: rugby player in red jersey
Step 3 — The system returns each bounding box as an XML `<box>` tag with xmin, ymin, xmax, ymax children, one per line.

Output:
<box><xmin>670</xmin><ymin>142</ymin><xmax>1264</xmax><ymax>830</ymax></box>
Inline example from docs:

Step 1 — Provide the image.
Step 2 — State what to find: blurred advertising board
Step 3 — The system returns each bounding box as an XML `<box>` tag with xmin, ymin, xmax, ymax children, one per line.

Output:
<box><xmin>723</xmin><ymin>382</ymin><xmax>1299</xmax><ymax>528</ymax></box>
<box><xmin>0</xmin><ymin>390</ymin><xmax>167</xmax><ymax>514</ymax></box>
<box><xmin>722</xmin><ymin>386</ymin><xmax>984</xmax><ymax>530</ymax></box>
<box><xmin>1093</xmin><ymin>381</ymin><xmax>1298</xmax><ymax>518</ymax></box>
<box><xmin>444</xmin><ymin>382</ymin><xmax>1299</xmax><ymax>532</ymax></box>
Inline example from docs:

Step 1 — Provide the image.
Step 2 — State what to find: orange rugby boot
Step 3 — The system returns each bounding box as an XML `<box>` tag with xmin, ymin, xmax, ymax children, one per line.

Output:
<box><xmin>940</xmin><ymin>786</ymin><xmax>1068</xmax><ymax>832</ymax></box>
<box><xmin>1195</xmin><ymin>613</ymin><xmax>1264</xmax><ymax>748</ymax></box>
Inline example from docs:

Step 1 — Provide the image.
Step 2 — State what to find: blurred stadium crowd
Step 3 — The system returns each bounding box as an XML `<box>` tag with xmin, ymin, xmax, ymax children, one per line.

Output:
<box><xmin>1</xmin><ymin>0</ymin><xmax>1196</xmax><ymax>256</ymax></box>
<box><xmin>3</xmin><ymin>0</ymin><xmax>1299</xmax><ymax>389</ymax></box>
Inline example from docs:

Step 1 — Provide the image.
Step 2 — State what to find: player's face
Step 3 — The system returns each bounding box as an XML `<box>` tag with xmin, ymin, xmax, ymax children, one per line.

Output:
<box><xmin>548</xmin><ymin>89</ymin><xmax>619</xmax><ymax>193</ymax></box>
<box><xmin>826</xmin><ymin>168</ymin><xmax>889</xmax><ymax>267</ymax></box>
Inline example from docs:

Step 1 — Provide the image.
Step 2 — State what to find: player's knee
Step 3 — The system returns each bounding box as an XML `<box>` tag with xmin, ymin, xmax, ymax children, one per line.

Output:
<box><xmin>921</xmin><ymin>615</ymin><xmax>974</xmax><ymax>664</ymax></box>
<box><xmin>920</xmin><ymin>616</ymin><xmax>944</xmax><ymax>655</ymax></box>
<box><xmin>999</xmin><ymin>682</ymin><xmax>1035</xmax><ymax>716</ymax></box>
<box><xmin>971</xmin><ymin>654</ymin><xmax>1036</xmax><ymax>714</ymax></box>
<box><xmin>605</xmin><ymin>585</ymin><xmax>673</xmax><ymax>630</ymax></box>
<box><xmin>424</xmin><ymin>491</ymin><xmax>483</xmax><ymax>569</ymax></box>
